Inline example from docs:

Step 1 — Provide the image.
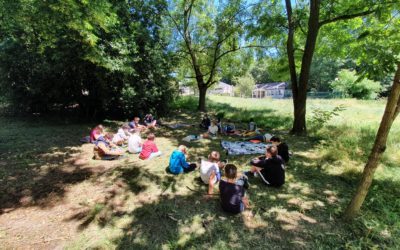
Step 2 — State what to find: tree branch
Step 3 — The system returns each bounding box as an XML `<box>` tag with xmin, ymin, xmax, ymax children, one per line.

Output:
<box><xmin>319</xmin><ymin>9</ymin><xmax>376</xmax><ymax>27</ymax></box>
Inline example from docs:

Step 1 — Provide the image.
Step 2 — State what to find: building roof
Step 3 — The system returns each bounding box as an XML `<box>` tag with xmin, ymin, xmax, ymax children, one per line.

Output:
<box><xmin>215</xmin><ymin>81</ymin><xmax>234</xmax><ymax>89</ymax></box>
<box><xmin>254</xmin><ymin>82</ymin><xmax>287</xmax><ymax>90</ymax></box>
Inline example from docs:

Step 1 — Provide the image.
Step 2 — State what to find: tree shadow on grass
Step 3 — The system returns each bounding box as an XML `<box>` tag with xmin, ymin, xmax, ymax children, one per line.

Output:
<box><xmin>0</xmin><ymin>116</ymin><xmax>101</xmax><ymax>213</ymax></box>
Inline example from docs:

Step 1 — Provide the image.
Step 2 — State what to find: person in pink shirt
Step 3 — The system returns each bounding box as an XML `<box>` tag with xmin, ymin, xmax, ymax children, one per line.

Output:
<box><xmin>90</xmin><ymin>124</ymin><xmax>104</xmax><ymax>143</ymax></box>
<box><xmin>139</xmin><ymin>133</ymin><xmax>162</xmax><ymax>160</ymax></box>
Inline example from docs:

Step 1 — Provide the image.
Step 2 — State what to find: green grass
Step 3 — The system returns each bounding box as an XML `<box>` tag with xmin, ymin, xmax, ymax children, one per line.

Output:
<box><xmin>0</xmin><ymin>96</ymin><xmax>399</xmax><ymax>249</ymax></box>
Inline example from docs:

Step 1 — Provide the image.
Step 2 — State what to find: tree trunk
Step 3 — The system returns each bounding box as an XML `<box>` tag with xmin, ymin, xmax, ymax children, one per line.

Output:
<box><xmin>291</xmin><ymin>0</ymin><xmax>320</xmax><ymax>135</ymax></box>
<box><xmin>344</xmin><ymin>63</ymin><xmax>400</xmax><ymax>220</ymax></box>
<box><xmin>198</xmin><ymin>85</ymin><xmax>207</xmax><ymax>111</ymax></box>
<box><xmin>287</xmin><ymin>0</ymin><xmax>321</xmax><ymax>135</ymax></box>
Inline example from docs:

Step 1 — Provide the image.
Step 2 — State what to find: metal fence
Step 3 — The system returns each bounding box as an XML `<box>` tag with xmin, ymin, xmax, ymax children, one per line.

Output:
<box><xmin>283</xmin><ymin>90</ymin><xmax>345</xmax><ymax>99</ymax></box>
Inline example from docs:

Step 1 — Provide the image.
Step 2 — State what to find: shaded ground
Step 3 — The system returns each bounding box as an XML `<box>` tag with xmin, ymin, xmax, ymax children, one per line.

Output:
<box><xmin>0</xmin><ymin>97</ymin><xmax>399</xmax><ymax>249</ymax></box>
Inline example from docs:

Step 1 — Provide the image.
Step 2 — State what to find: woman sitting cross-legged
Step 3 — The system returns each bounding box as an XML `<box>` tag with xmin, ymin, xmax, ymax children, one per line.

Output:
<box><xmin>93</xmin><ymin>133</ymin><xmax>124</xmax><ymax>160</ymax></box>
<box><xmin>168</xmin><ymin>145</ymin><xmax>197</xmax><ymax>174</ymax></box>
<box><xmin>219</xmin><ymin>164</ymin><xmax>250</xmax><ymax>214</ymax></box>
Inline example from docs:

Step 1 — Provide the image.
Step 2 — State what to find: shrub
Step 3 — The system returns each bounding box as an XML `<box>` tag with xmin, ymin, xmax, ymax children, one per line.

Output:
<box><xmin>330</xmin><ymin>69</ymin><xmax>382</xmax><ymax>99</ymax></box>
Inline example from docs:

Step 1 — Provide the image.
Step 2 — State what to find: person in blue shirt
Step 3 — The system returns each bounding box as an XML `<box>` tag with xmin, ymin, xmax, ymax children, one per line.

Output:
<box><xmin>169</xmin><ymin>145</ymin><xmax>197</xmax><ymax>174</ymax></box>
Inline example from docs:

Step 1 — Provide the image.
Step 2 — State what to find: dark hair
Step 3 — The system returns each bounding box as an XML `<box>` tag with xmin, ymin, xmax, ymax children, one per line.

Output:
<box><xmin>270</xmin><ymin>136</ymin><xmax>281</xmax><ymax>143</ymax></box>
<box><xmin>267</xmin><ymin>145</ymin><xmax>278</xmax><ymax>157</ymax></box>
<box><xmin>225</xmin><ymin>164</ymin><xmax>237</xmax><ymax>179</ymax></box>
<box><xmin>250</xmin><ymin>118</ymin><xmax>254</xmax><ymax>122</ymax></box>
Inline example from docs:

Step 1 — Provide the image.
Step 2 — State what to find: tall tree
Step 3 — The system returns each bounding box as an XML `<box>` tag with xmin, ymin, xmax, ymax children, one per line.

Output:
<box><xmin>343</xmin><ymin>8</ymin><xmax>400</xmax><ymax>219</ymax></box>
<box><xmin>284</xmin><ymin>0</ymin><xmax>395</xmax><ymax>134</ymax></box>
<box><xmin>167</xmin><ymin>0</ymin><xmax>257</xmax><ymax>111</ymax></box>
<box><xmin>0</xmin><ymin>0</ymin><xmax>174</xmax><ymax>118</ymax></box>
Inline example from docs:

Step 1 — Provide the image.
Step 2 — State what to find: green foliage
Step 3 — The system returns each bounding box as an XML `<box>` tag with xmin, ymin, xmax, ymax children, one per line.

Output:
<box><xmin>0</xmin><ymin>0</ymin><xmax>175</xmax><ymax>118</ymax></box>
<box><xmin>331</xmin><ymin>69</ymin><xmax>382</xmax><ymax>99</ymax></box>
<box><xmin>309</xmin><ymin>105</ymin><xmax>346</xmax><ymax>132</ymax></box>
<box><xmin>233</xmin><ymin>74</ymin><xmax>255</xmax><ymax>97</ymax></box>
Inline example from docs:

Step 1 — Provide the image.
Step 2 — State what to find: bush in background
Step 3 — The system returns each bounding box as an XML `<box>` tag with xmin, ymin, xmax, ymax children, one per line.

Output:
<box><xmin>330</xmin><ymin>69</ymin><xmax>381</xmax><ymax>99</ymax></box>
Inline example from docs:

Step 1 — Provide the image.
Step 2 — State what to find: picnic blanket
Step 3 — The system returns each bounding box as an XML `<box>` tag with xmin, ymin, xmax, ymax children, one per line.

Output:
<box><xmin>221</xmin><ymin>140</ymin><xmax>271</xmax><ymax>155</ymax></box>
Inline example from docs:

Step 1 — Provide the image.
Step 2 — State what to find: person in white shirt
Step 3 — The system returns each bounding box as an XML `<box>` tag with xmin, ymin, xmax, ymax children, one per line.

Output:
<box><xmin>200</xmin><ymin>151</ymin><xmax>225</xmax><ymax>195</ymax></box>
<box><xmin>128</xmin><ymin>128</ymin><xmax>143</xmax><ymax>153</ymax></box>
<box><xmin>113</xmin><ymin>125</ymin><xmax>130</xmax><ymax>145</ymax></box>
<box><xmin>208</xmin><ymin>120</ymin><xmax>219</xmax><ymax>137</ymax></box>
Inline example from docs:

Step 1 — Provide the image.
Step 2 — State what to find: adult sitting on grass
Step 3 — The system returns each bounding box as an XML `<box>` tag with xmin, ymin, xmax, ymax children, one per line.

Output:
<box><xmin>200</xmin><ymin>114</ymin><xmax>211</xmax><ymax>130</ymax></box>
<box><xmin>129</xmin><ymin>117</ymin><xmax>147</xmax><ymax>132</ymax></box>
<box><xmin>246</xmin><ymin>145</ymin><xmax>285</xmax><ymax>187</ymax></box>
<box><xmin>128</xmin><ymin>128</ymin><xmax>142</xmax><ymax>154</ymax></box>
<box><xmin>144</xmin><ymin>114</ymin><xmax>157</xmax><ymax>129</ymax></box>
<box><xmin>168</xmin><ymin>145</ymin><xmax>197</xmax><ymax>174</ymax></box>
<box><xmin>90</xmin><ymin>124</ymin><xmax>104</xmax><ymax>143</ymax></box>
<box><xmin>93</xmin><ymin>133</ymin><xmax>124</xmax><ymax>160</ymax></box>
<box><xmin>139</xmin><ymin>133</ymin><xmax>162</xmax><ymax>160</ymax></box>
<box><xmin>270</xmin><ymin>136</ymin><xmax>290</xmax><ymax>163</ymax></box>
<box><xmin>200</xmin><ymin>151</ymin><xmax>225</xmax><ymax>195</ymax></box>
<box><xmin>219</xmin><ymin>164</ymin><xmax>250</xmax><ymax>214</ymax></box>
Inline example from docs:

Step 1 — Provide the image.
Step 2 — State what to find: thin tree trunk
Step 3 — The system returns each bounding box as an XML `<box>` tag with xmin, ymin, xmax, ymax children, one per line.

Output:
<box><xmin>344</xmin><ymin>63</ymin><xmax>400</xmax><ymax>220</ymax></box>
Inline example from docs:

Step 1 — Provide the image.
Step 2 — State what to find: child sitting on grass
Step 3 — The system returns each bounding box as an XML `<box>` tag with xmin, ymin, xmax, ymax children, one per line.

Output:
<box><xmin>200</xmin><ymin>114</ymin><xmax>211</xmax><ymax>130</ymax></box>
<box><xmin>219</xmin><ymin>164</ymin><xmax>250</xmax><ymax>214</ymax></box>
<box><xmin>144</xmin><ymin>114</ymin><xmax>157</xmax><ymax>129</ymax></box>
<box><xmin>270</xmin><ymin>136</ymin><xmax>290</xmax><ymax>163</ymax></box>
<box><xmin>246</xmin><ymin>145</ymin><xmax>285</xmax><ymax>187</ymax></box>
<box><xmin>200</xmin><ymin>151</ymin><xmax>225</xmax><ymax>195</ymax></box>
<box><xmin>139</xmin><ymin>133</ymin><xmax>162</xmax><ymax>160</ymax></box>
<box><xmin>112</xmin><ymin>125</ymin><xmax>130</xmax><ymax>145</ymax></box>
<box><xmin>93</xmin><ymin>133</ymin><xmax>124</xmax><ymax>160</ymax></box>
<box><xmin>168</xmin><ymin>145</ymin><xmax>197</xmax><ymax>174</ymax></box>
<box><xmin>203</xmin><ymin>120</ymin><xmax>219</xmax><ymax>138</ymax></box>
<box><xmin>128</xmin><ymin>128</ymin><xmax>143</xmax><ymax>154</ymax></box>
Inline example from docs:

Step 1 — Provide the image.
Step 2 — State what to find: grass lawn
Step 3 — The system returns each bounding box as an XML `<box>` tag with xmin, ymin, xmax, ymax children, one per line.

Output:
<box><xmin>0</xmin><ymin>96</ymin><xmax>399</xmax><ymax>249</ymax></box>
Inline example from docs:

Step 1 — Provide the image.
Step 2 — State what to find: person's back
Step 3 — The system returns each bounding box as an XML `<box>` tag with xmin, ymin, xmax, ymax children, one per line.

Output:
<box><xmin>169</xmin><ymin>149</ymin><xmax>188</xmax><ymax>174</ymax></box>
<box><xmin>200</xmin><ymin>160</ymin><xmax>219</xmax><ymax>184</ymax></box>
<box><xmin>139</xmin><ymin>140</ymin><xmax>156</xmax><ymax>159</ymax></box>
<box><xmin>219</xmin><ymin>179</ymin><xmax>245</xmax><ymax>214</ymax></box>
<box><xmin>277</xmin><ymin>142</ymin><xmax>289</xmax><ymax>163</ymax></box>
<box><xmin>139</xmin><ymin>133</ymin><xmax>160</xmax><ymax>160</ymax></box>
<box><xmin>128</xmin><ymin>133</ymin><xmax>142</xmax><ymax>153</ymax></box>
<box><xmin>259</xmin><ymin>155</ymin><xmax>285</xmax><ymax>187</ymax></box>
<box><xmin>270</xmin><ymin>136</ymin><xmax>289</xmax><ymax>163</ymax></box>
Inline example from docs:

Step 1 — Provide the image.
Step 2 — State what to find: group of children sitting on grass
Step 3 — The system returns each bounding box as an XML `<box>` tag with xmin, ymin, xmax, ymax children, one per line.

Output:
<box><xmin>90</xmin><ymin>115</ymin><xmax>162</xmax><ymax>161</ymax></box>
<box><xmin>89</xmin><ymin>113</ymin><xmax>289</xmax><ymax>214</ymax></box>
<box><xmin>168</xmin><ymin>136</ymin><xmax>289</xmax><ymax>214</ymax></box>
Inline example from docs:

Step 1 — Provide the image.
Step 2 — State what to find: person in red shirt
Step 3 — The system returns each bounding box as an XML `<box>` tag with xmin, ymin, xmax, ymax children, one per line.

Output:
<box><xmin>90</xmin><ymin>125</ymin><xmax>104</xmax><ymax>143</ymax></box>
<box><xmin>139</xmin><ymin>133</ymin><xmax>162</xmax><ymax>160</ymax></box>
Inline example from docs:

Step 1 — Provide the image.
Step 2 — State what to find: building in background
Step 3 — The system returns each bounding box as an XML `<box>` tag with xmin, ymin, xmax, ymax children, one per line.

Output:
<box><xmin>209</xmin><ymin>81</ymin><xmax>235</xmax><ymax>96</ymax></box>
<box><xmin>252</xmin><ymin>82</ymin><xmax>287</xmax><ymax>99</ymax></box>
